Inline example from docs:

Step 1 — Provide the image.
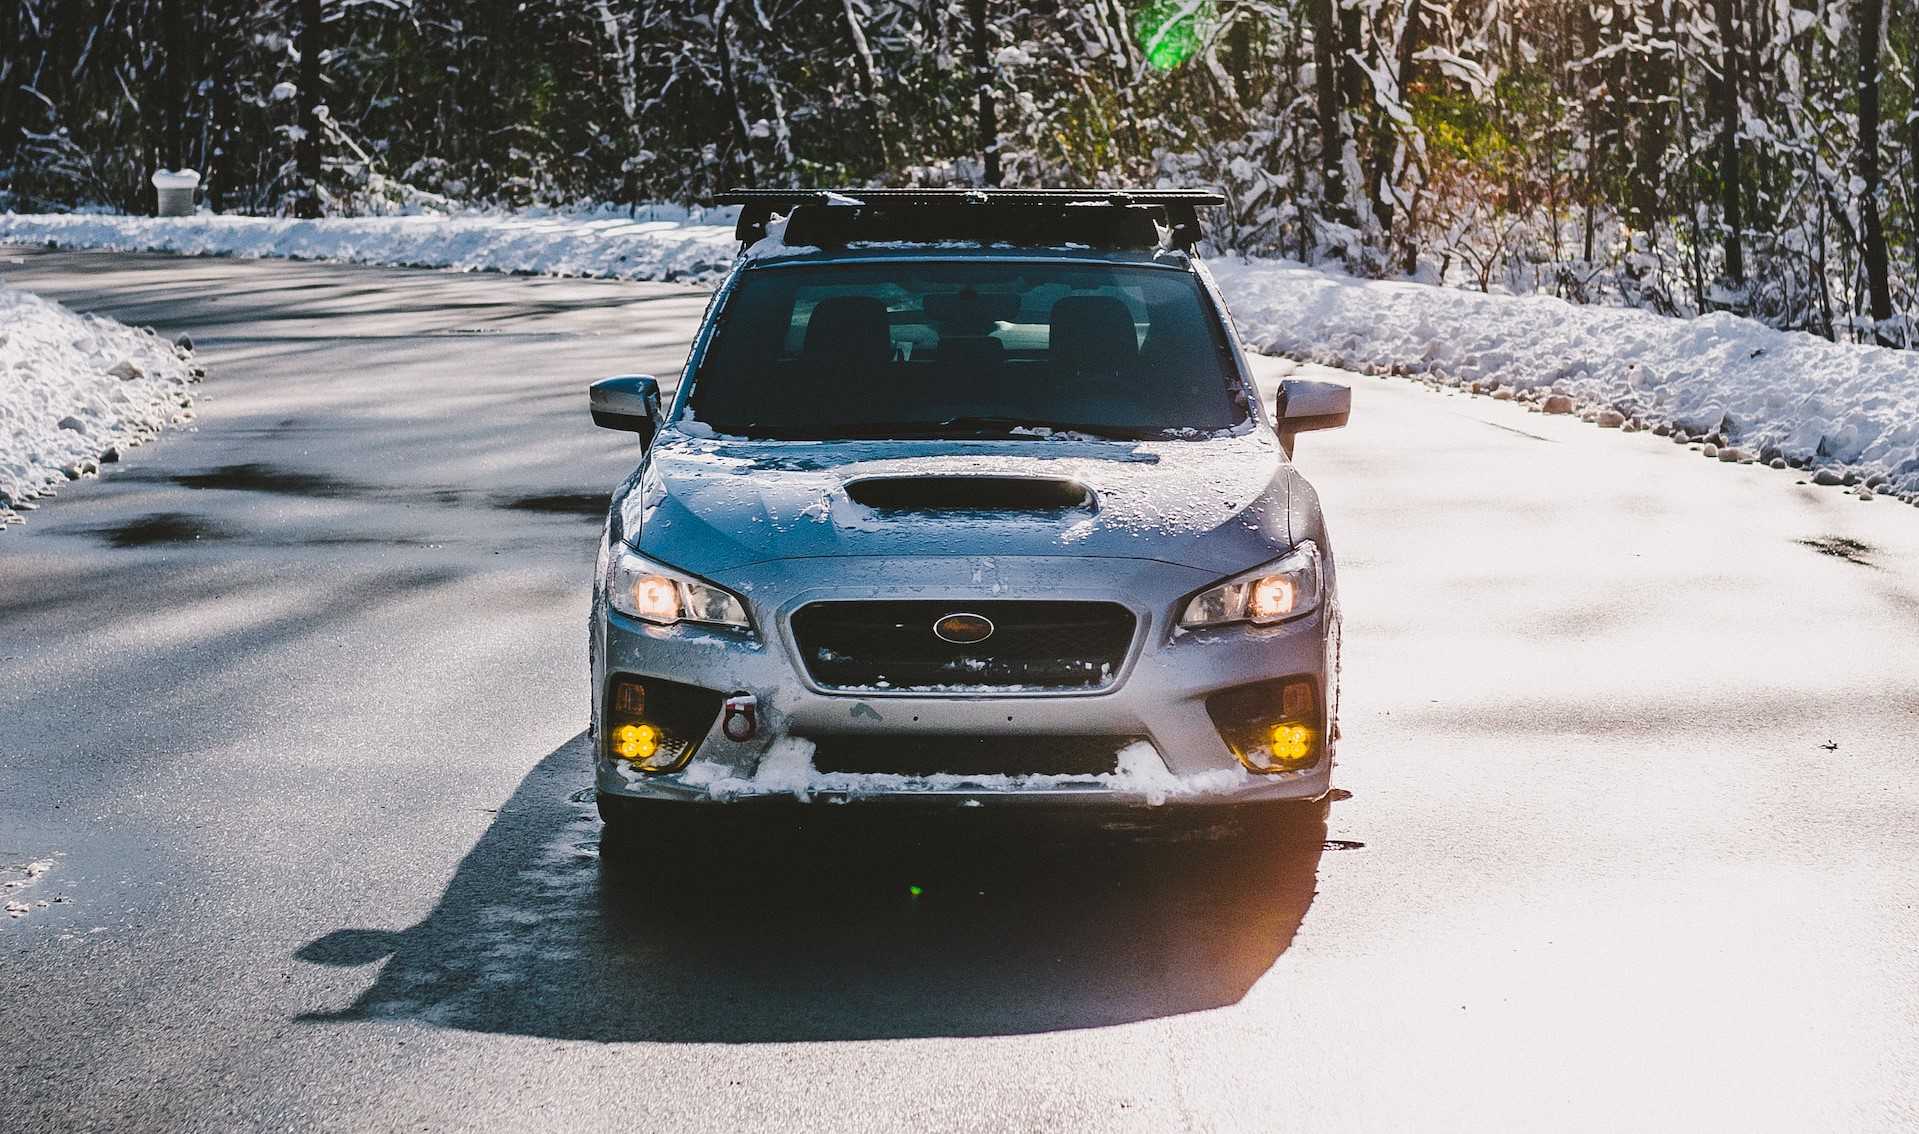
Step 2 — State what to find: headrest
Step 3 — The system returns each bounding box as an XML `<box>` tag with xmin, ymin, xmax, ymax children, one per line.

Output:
<box><xmin>802</xmin><ymin>296</ymin><xmax>892</xmax><ymax>368</ymax></box>
<box><xmin>1049</xmin><ymin>295</ymin><xmax>1138</xmax><ymax>378</ymax></box>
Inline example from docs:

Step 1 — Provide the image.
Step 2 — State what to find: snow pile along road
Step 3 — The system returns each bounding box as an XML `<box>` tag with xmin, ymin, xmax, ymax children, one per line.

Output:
<box><xmin>1209</xmin><ymin>257</ymin><xmax>1919</xmax><ymax>502</ymax></box>
<box><xmin>10</xmin><ymin>209</ymin><xmax>1916</xmax><ymax>501</ymax></box>
<box><xmin>0</xmin><ymin>207</ymin><xmax>740</xmax><ymax>286</ymax></box>
<box><xmin>0</xmin><ymin>285</ymin><xmax>200</xmax><ymax>526</ymax></box>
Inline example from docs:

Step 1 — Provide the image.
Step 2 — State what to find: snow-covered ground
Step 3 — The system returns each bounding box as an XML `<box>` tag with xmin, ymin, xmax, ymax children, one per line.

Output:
<box><xmin>1209</xmin><ymin>257</ymin><xmax>1919</xmax><ymax>504</ymax></box>
<box><xmin>6</xmin><ymin>208</ymin><xmax>1916</xmax><ymax>502</ymax></box>
<box><xmin>0</xmin><ymin>285</ymin><xmax>201</xmax><ymax>527</ymax></box>
<box><xmin>0</xmin><ymin>206</ymin><xmax>739</xmax><ymax>286</ymax></box>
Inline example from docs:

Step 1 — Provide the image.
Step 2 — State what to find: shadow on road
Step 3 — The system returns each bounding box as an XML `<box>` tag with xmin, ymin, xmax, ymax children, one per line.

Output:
<box><xmin>296</xmin><ymin>733</ymin><xmax>1325</xmax><ymax>1041</ymax></box>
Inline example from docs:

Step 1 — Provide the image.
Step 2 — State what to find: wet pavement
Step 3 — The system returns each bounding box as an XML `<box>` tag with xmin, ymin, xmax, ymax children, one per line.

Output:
<box><xmin>3</xmin><ymin>247</ymin><xmax>1918</xmax><ymax>1131</ymax></box>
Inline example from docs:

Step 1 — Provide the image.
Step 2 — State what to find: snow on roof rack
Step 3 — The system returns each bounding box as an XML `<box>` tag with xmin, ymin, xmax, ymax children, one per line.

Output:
<box><xmin>715</xmin><ymin>188</ymin><xmax>1225</xmax><ymax>251</ymax></box>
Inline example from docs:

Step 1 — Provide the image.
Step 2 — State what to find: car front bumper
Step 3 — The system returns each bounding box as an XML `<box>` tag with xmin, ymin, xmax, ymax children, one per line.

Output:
<box><xmin>592</xmin><ymin>554</ymin><xmax>1337</xmax><ymax>807</ymax></box>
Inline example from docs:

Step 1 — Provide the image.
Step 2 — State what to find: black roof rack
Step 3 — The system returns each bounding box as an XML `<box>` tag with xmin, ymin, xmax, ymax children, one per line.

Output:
<box><xmin>715</xmin><ymin>188</ymin><xmax>1225</xmax><ymax>252</ymax></box>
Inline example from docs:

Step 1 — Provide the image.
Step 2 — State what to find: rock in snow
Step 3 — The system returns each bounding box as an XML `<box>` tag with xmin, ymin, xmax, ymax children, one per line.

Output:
<box><xmin>1542</xmin><ymin>393</ymin><xmax>1576</xmax><ymax>414</ymax></box>
<box><xmin>0</xmin><ymin>286</ymin><xmax>200</xmax><ymax>527</ymax></box>
<box><xmin>1812</xmin><ymin>469</ymin><xmax>1847</xmax><ymax>486</ymax></box>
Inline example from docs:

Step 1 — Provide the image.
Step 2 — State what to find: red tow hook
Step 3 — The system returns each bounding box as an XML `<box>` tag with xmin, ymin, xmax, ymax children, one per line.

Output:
<box><xmin>722</xmin><ymin>693</ymin><xmax>759</xmax><ymax>742</ymax></box>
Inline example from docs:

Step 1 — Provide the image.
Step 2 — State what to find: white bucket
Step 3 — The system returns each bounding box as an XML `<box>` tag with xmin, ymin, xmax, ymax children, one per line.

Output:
<box><xmin>151</xmin><ymin>169</ymin><xmax>202</xmax><ymax>217</ymax></box>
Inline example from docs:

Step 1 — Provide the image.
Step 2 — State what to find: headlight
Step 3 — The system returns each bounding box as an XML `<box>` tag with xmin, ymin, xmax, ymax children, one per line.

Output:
<box><xmin>605</xmin><ymin>546</ymin><xmax>752</xmax><ymax>631</ymax></box>
<box><xmin>1180</xmin><ymin>542</ymin><xmax>1322</xmax><ymax>628</ymax></box>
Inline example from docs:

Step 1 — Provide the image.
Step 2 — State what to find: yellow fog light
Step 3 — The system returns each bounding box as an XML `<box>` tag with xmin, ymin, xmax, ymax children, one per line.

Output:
<box><xmin>1269</xmin><ymin>722</ymin><xmax>1314</xmax><ymax>763</ymax></box>
<box><xmin>1234</xmin><ymin>720</ymin><xmax>1316</xmax><ymax>773</ymax></box>
<box><xmin>612</xmin><ymin>722</ymin><xmax>660</xmax><ymax>761</ymax></box>
<box><xmin>1210</xmin><ymin>676</ymin><xmax>1323</xmax><ymax>774</ymax></box>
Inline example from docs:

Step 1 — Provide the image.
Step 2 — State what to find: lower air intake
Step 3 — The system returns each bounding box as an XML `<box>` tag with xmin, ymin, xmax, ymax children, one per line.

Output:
<box><xmin>808</xmin><ymin>735</ymin><xmax>1139</xmax><ymax>778</ymax></box>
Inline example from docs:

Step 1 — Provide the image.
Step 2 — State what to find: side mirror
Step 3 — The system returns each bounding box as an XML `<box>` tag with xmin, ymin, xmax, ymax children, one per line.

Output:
<box><xmin>591</xmin><ymin>375</ymin><xmax>662</xmax><ymax>447</ymax></box>
<box><xmin>1275</xmin><ymin>378</ymin><xmax>1351</xmax><ymax>457</ymax></box>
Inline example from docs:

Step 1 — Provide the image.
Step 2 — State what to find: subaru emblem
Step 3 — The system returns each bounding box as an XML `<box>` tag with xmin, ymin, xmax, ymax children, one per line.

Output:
<box><xmin>933</xmin><ymin>612</ymin><xmax>995</xmax><ymax>645</ymax></box>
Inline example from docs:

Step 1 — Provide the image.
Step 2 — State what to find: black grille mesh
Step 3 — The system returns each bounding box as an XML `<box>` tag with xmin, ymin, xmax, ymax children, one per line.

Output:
<box><xmin>809</xmin><ymin>734</ymin><xmax>1136</xmax><ymax>777</ymax></box>
<box><xmin>790</xmin><ymin>600</ymin><xmax>1136</xmax><ymax>691</ymax></box>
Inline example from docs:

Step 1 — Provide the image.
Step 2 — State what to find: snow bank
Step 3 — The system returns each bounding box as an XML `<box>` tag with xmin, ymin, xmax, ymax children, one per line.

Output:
<box><xmin>0</xmin><ymin>207</ymin><xmax>739</xmax><ymax>286</ymax></box>
<box><xmin>11</xmin><ymin>209</ymin><xmax>1915</xmax><ymax>499</ymax></box>
<box><xmin>0</xmin><ymin>286</ymin><xmax>200</xmax><ymax>526</ymax></box>
<box><xmin>1209</xmin><ymin>256</ymin><xmax>1919</xmax><ymax>502</ymax></box>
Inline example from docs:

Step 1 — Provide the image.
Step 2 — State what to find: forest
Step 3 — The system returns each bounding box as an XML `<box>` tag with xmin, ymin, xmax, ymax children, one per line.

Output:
<box><xmin>2</xmin><ymin>0</ymin><xmax>1914</xmax><ymax>346</ymax></box>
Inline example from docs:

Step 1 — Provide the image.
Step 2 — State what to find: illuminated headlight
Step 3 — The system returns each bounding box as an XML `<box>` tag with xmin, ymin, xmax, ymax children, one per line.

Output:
<box><xmin>1180</xmin><ymin>542</ymin><xmax>1322</xmax><ymax>629</ymax></box>
<box><xmin>605</xmin><ymin>546</ymin><xmax>751</xmax><ymax>631</ymax></box>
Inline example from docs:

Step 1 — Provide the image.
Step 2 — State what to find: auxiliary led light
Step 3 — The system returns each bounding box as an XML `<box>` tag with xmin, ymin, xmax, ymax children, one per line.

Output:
<box><xmin>612</xmin><ymin>722</ymin><xmax>660</xmax><ymax>761</ymax></box>
<box><xmin>1269</xmin><ymin>722</ymin><xmax>1314</xmax><ymax>763</ymax></box>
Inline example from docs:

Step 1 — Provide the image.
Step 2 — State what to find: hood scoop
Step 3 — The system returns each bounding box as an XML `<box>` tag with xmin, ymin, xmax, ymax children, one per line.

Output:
<box><xmin>843</xmin><ymin>475</ymin><xmax>1095</xmax><ymax>513</ymax></box>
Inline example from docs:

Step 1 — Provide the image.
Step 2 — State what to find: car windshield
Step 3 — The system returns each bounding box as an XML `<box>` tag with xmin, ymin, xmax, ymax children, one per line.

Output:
<box><xmin>685</xmin><ymin>261</ymin><xmax>1249</xmax><ymax>440</ymax></box>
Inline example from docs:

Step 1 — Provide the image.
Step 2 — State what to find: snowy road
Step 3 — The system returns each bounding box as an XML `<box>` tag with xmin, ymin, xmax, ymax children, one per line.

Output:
<box><xmin>4</xmin><ymin>248</ymin><xmax>1917</xmax><ymax>1132</ymax></box>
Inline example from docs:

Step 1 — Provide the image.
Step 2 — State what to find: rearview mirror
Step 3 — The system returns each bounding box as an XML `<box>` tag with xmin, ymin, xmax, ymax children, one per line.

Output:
<box><xmin>591</xmin><ymin>375</ymin><xmax>662</xmax><ymax>448</ymax></box>
<box><xmin>1275</xmin><ymin>379</ymin><xmax>1350</xmax><ymax>457</ymax></box>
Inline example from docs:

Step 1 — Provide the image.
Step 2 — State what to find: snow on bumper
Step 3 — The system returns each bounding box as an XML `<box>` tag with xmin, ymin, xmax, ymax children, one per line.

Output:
<box><xmin>591</xmin><ymin>554</ymin><xmax>1335</xmax><ymax>807</ymax></box>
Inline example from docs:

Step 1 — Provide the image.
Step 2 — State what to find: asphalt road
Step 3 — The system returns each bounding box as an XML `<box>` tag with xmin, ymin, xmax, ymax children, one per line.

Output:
<box><xmin>4</xmin><ymin>247</ymin><xmax>1917</xmax><ymax>1132</ymax></box>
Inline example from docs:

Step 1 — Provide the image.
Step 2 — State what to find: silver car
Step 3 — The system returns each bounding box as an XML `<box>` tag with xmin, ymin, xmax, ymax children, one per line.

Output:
<box><xmin>587</xmin><ymin>190</ymin><xmax>1349</xmax><ymax>841</ymax></box>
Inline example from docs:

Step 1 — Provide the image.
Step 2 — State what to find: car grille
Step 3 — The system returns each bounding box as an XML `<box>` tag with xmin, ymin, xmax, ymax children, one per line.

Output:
<box><xmin>809</xmin><ymin>734</ymin><xmax>1138</xmax><ymax>777</ymax></box>
<box><xmin>790</xmin><ymin>600</ymin><xmax>1136</xmax><ymax>691</ymax></box>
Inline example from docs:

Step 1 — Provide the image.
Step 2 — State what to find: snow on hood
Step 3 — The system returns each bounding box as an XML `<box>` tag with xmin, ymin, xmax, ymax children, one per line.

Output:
<box><xmin>618</xmin><ymin>428</ymin><xmax>1296</xmax><ymax>573</ymax></box>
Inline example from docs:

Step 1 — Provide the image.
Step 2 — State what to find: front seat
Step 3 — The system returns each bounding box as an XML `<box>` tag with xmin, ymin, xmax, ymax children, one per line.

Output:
<box><xmin>1049</xmin><ymin>295</ymin><xmax>1138</xmax><ymax>382</ymax></box>
<box><xmin>802</xmin><ymin>296</ymin><xmax>893</xmax><ymax>370</ymax></box>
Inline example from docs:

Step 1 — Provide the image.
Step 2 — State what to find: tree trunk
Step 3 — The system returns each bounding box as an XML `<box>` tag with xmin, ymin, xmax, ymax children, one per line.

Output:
<box><xmin>1227</xmin><ymin>8</ymin><xmax>1252</xmax><ymax>109</ymax></box>
<box><xmin>1308</xmin><ymin>0</ymin><xmax>1346</xmax><ymax>219</ymax></box>
<box><xmin>160</xmin><ymin>0</ymin><xmax>187</xmax><ymax>171</ymax></box>
<box><xmin>294</xmin><ymin>0</ymin><xmax>324</xmax><ymax>217</ymax></box>
<box><xmin>1338</xmin><ymin>0</ymin><xmax>1365</xmax><ymax>220</ymax></box>
<box><xmin>206</xmin><ymin>1</ymin><xmax>233</xmax><ymax>211</ymax></box>
<box><xmin>1370</xmin><ymin>0</ymin><xmax>1425</xmax><ymax>239</ymax></box>
<box><xmin>841</xmin><ymin>0</ymin><xmax>893</xmax><ymax>174</ymax></box>
<box><xmin>970</xmin><ymin>0</ymin><xmax>1000</xmax><ymax>185</ymax></box>
<box><xmin>1856</xmin><ymin>0</ymin><xmax>1895</xmax><ymax>342</ymax></box>
<box><xmin>0</xmin><ymin>0</ymin><xmax>19</xmax><ymax>200</ymax></box>
<box><xmin>713</xmin><ymin>0</ymin><xmax>758</xmax><ymax>188</ymax></box>
<box><xmin>1708</xmin><ymin>0</ymin><xmax>1745</xmax><ymax>285</ymax></box>
<box><xmin>1629</xmin><ymin>12</ymin><xmax>1673</xmax><ymax>227</ymax></box>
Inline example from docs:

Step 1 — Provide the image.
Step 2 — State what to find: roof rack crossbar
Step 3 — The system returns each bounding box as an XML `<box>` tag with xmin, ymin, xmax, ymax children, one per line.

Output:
<box><xmin>719</xmin><ymin>187</ymin><xmax>1224</xmax><ymax>249</ymax></box>
<box><xmin>717</xmin><ymin>188</ymin><xmax>1225</xmax><ymax>206</ymax></box>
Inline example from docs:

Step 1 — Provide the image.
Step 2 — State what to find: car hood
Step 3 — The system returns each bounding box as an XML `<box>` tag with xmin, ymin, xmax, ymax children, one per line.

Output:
<box><xmin>618</xmin><ymin>429</ymin><xmax>1299</xmax><ymax>574</ymax></box>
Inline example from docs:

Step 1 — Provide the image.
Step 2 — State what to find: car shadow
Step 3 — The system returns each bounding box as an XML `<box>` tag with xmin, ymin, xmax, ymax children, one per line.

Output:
<box><xmin>296</xmin><ymin>732</ymin><xmax>1325</xmax><ymax>1041</ymax></box>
